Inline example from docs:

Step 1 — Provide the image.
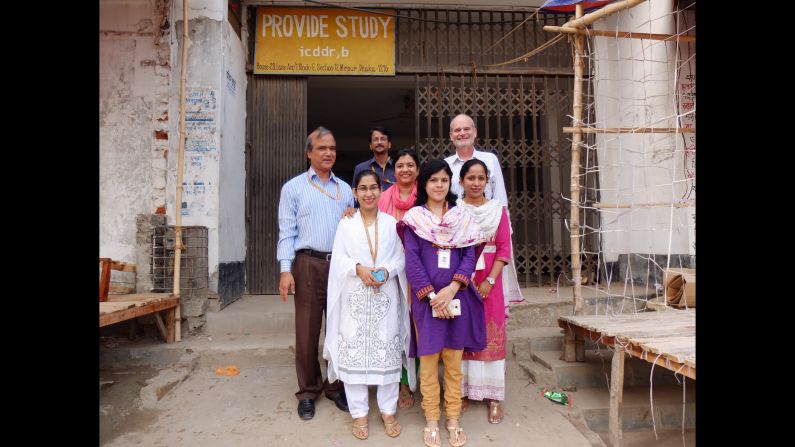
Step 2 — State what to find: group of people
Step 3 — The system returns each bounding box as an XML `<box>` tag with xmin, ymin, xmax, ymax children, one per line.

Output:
<box><xmin>277</xmin><ymin>114</ymin><xmax>524</xmax><ymax>447</ymax></box>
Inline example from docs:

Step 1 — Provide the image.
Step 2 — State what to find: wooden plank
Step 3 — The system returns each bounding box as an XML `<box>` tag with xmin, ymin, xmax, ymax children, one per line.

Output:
<box><xmin>109</xmin><ymin>284</ymin><xmax>135</xmax><ymax>294</ymax></box>
<box><xmin>560</xmin><ymin>315</ymin><xmax>696</xmax><ymax>379</ymax></box>
<box><xmin>99</xmin><ymin>297</ymin><xmax>180</xmax><ymax>327</ymax></box>
<box><xmin>107</xmin><ymin>292</ymin><xmax>173</xmax><ymax>302</ymax></box>
<box><xmin>153</xmin><ymin>312</ymin><xmax>168</xmax><ymax>342</ymax></box>
<box><xmin>609</xmin><ymin>347</ymin><xmax>625</xmax><ymax>447</ymax></box>
<box><xmin>99</xmin><ymin>258</ymin><xmax>111</xmax><ymax>302</ymax></box>
<box><xmin>575</xmin><ymin>333</ymin><xmax>585</xmax><ymax>362</ymax></box>
<box><xmin>562</xmin><ymin>328</ymin><xmax>576</xmax><ymax>362</ymax></box>
<box><xmin>564</xmin><ymin>311</ymin><xmax>694</xmax><ymax>324</ymax></box>
<box><xmin>166</xmin><ymin>306</ymin><xmax>176</xmax><ymax>343</ymax></box>
<box><xmin>110</xmin><ymin>261</ymin><xmax>136</xmax><ymax>272</ymax></box>
<box><xmin>99</xmin><ymin>302</ymin><xmax>137</xmax><ymax>315</ymax></box>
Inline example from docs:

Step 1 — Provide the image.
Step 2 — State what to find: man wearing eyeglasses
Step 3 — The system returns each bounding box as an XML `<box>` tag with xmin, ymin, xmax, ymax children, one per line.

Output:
<box><xmin>352</xmin><ymin>126</ymin><xmax>396</xmax><ymax>192</ymax></box>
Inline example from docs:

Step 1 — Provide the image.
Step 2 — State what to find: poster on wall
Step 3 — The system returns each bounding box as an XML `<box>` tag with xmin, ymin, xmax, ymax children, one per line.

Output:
<box><xmin>254</xmin><ymin>7</ymin><xmax>395</xmax><ymax>76</ymax></box>
<box><xmin>182</xmin><ymin>88</ymin><xmax>219</xmax><ymax>219</ymax></box>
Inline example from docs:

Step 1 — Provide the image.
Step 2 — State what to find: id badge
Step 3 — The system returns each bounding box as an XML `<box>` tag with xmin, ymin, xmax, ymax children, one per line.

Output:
<box><xmin>437</xmin><ymin>249</ymin><xmax>451</xmax><ymax>269</ymax></box>
<box><xmin>475</xmin><ymin>253</ymin><xmax>486</xmax><ymax>271</ymax></box>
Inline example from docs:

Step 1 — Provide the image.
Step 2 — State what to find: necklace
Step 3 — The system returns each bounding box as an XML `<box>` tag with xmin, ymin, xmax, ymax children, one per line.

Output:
<box><xmin>464</xmin><ymin>195</ymin><xmax>486</xmax><ymax>207</ymax></box>
<box><xmin>426</xmin><ymin>201</ymin><xmax>448</xmax><ymax>218</ymax></box>
<box><xmin>362</xmin><ymin>211</ymin><xmax>379</xmax><ymax>265</ymax></box>
<box><xmin>307</xmin><ymin>172</ymin><xmax>340</xmax><ymax>201</ymax></box>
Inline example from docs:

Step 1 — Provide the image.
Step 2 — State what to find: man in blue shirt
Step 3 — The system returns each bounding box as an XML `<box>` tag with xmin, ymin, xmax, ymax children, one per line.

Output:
<box><xmin>352</xmin><ymin>126</ymin><xmax>396</xmax><ymax>191</ymax></box>
<box><xmin>277</xmin><ymin>126</ymin><xmax>355</xmax><ymax>420</ymax></box>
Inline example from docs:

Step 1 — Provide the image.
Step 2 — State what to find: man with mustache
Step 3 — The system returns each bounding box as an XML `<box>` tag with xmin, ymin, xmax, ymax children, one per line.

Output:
<box><xmin>277</xmin><ymin>126</ymin><xmax>355</xmax><ymax>420</ymax></box>
<box><xmin>352</xmin><ymin>126</ymin><xmax>396</xmax><ymax>191</ymax></box>
<box><xmin>444</xmin><ymin>114</ymin><xmax>508</xmax><ymax>207</ymax></box>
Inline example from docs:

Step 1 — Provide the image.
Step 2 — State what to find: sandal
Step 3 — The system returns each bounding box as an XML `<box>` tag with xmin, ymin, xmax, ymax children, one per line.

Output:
<box><xmin>352</xmin><ymin>417</ymin><xmax>369</xmax><ymax>440</ymax></box>
<box><xmin>381</xmin><ymin>414</ymin><xmax>401</xmax><ymax>437</ymax></box>
<box><xmin>398</xmin><ymin>385</ymin><xmax>415</xmax><ymax>410</ymax></box>
<box><xmin>423</xmin><ymin>422</ymin><xmax>441</xmax><ymax>447</ymax></box>
<box><xmin>446</xmin><ymin>420</ymin><xmax>467</xmax><ymax>447</ymax></box>
<box><xmin>488</xmin><ymin>400</ymin><xmax>504</xmax><ymax>424</ymax></box>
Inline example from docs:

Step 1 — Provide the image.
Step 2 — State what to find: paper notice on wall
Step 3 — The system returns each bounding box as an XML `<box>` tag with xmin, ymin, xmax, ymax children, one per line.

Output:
<box><xmin>181</xmin><ymin>88</ymin><xmax>219</xmax><ymax>218</ymax></box>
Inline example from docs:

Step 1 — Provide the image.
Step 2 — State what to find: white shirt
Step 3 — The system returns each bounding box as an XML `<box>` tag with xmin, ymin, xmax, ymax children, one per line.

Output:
<box><xmin>445</xmin><ymin>149</ymin><xmax>508</xmax><ymax>207</ymax></box>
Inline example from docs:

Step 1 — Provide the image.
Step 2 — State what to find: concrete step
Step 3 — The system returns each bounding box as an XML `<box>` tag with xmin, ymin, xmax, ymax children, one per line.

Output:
<box><xmin>507</xmin><ymin>326</ymin><xmax>563</xmax><ymax>361</ymax></box>
<box><xmin>204</xmin><ymin>294</ymin><xmax>294</xmax><ymax>335</ymax></box>
<box><xmin>571</xmin><ymin>383</ymin><xmax>696</xmax><ymax>432</ymax></box>
<box><xmin>99</xmin><ymin>333</ymin><xmax>296</xmax><ymax>368</ymax></box>
<box><xmin>508</xmin><ymin>285</ymin><xmax>657</xmax><ymax>331</ymax></box>
<box><xmin>516</xmin><ymin>359</ymin><xmax>558</xmax><ymax>388</ymax></box>
<box><xmin>531</xmin><ymin>350</ymin><xmax>684</xmax><ymax>390</ymax></box>
<box><xmin>507</xmin><ymin>293</ymin><xmax>573</xmax><ymax>330</ymax></box>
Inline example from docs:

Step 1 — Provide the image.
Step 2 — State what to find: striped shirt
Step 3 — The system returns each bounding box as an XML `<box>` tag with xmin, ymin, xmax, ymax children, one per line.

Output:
<box><xmin>277</xmin><ymin>167</ymin><xmax>355</xmax><ymax>272</ymax></box>
<box><xmin>352</xmin><ymin>156</ymin><xmax>396</xmax><ymax>190</ymax></box>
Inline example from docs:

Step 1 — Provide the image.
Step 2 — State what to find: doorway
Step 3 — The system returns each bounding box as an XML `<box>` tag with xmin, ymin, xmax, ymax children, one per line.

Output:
<box><xmin>308</xmin><ymin>75</ymin><xmax>415</xmax><ymax>187</ymax></box>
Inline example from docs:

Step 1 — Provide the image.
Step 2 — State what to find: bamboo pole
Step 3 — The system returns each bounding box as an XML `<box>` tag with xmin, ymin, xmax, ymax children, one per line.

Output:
<box><xmin>563</xmin><ymin>126</ymin><xmax>695</xmax><ymax>134</ymax></box>
<box><xmin>562</xmin><ymin>0</ymin><xmax>647</xmax><ymax>29</ymax></box>
<box><xmin>609</xmin><ymin>348</ymin><xmax>626</xmax><ymax>447</ymax></box>
<box><xmin>543</xmin><ymin>25</ymin><xmax>695</xmax><ymax>43</ymax></box>
<box><xmin>593</xmin><ymin>201</ymin><xmax>694</xmax><ymax>209</ymax></box>
<box><xmin>570</xmin><ymin>4</ymin><xmax>584</xmax><ymax>315</ymax></box>
<box><xmin>172</xmin><ymin>0</ymin><xmax>190</xmax><ymax>342</ymax></box>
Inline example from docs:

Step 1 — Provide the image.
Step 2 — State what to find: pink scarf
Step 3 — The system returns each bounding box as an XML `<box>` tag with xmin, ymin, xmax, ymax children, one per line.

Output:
<box><xmin>378</xmin><ymin>183</ymin><xmax>417</xmax><ymax>220</ymax></box>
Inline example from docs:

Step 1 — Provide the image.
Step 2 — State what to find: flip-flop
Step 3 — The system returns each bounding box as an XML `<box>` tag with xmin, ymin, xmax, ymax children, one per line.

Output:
<box><xmin>381</xmin><ymin>414</ymin><xmax>401</xmax><ymax>437</ymax></box>
<box><xmin>446</xmin><ymin>421</ymin><xmax>467</xmax><ymax>447</ymax></box>
<box><xmin>352</xmin><ymin>418</ymin><xmax>369</xmax><ymax>440</ymax></box>
<box><xmin>423</xmin><ymin>424</ymin><xmax>441</xmax><ymax>447</ymax></box>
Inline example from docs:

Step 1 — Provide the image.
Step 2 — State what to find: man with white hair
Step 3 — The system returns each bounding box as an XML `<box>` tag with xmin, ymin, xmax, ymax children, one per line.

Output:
<box><xmin>444</xmin><ymin>114</ymin><xmax>508</xmax><ymax>206</ymax></box>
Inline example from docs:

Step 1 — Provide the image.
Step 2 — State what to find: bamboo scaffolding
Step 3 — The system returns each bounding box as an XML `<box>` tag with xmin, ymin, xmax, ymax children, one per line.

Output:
<box><xmin>562</xmin><ymin>0</ymin><xmax>647</xmax><ymax>29</ymax></box>
<box><xmin>542</xmin><ymin>25</ymin><xmax>695</xmax><ymax>43</ymax></box>
<box><xmin>592</xmin><ymin>201</ymin><xmax>694</xmax><ymax>209</ymax></box>
<box><xmin>570</xmin><ymin>3</ymin><xmax>584</xmax><ymax>315</ymax></box>
<box><xmin>563</xmin><ymin>126</ymin><xmax>695</xmax><ymax>134</ymax></box>
<box><xmin>172</xmin><ymin>0</ymin><xmax>190</xmax><ymax>342</ymax></box>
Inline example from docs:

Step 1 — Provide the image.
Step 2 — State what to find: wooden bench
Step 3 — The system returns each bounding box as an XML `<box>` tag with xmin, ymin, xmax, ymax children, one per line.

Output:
<box><xmin>99</xmin><ymin>258</ymin><xmax>180</xmax><ymax>342</ymax></box>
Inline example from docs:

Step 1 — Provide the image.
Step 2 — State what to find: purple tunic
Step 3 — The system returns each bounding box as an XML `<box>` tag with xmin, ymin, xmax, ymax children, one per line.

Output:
<box><xmin>400</xmin><ymin>225</ymin><xmax>487</xmax><ymax>357</ymax></box>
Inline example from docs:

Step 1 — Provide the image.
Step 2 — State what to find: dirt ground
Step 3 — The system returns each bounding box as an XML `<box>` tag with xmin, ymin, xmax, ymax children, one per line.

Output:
<box><xmin>99</xmin><ymin>343</ymin><xmax>600</xmax><ymax>447</ymax></box>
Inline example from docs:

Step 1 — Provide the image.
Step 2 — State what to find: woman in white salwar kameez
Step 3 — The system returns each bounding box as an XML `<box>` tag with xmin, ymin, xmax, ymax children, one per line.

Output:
<box><xmin>324</xmin><ymin>170</ymin><xmax>416</xmax><ymax>440</ymax></box>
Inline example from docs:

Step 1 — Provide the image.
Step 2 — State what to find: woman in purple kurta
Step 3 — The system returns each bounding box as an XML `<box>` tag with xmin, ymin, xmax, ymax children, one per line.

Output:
<box><xmin>398</xmin><ymin>159</ymin><xmax>488</xmax><ymax>447</ymax></box>
<box><xmin>402</xmin><ymin>226</ymin><xmax>486</xmax><ymax>357</ymax></box>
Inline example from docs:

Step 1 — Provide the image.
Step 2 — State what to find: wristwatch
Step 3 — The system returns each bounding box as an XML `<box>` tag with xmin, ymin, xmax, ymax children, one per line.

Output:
<box><xmin>486</xmin><ymin>277</ymin><xmax>496</xmax><ymax>285</ymax></box>
<box><xmin>427</xmin><ymin>292</ymin><xmax>437</xmax><ymax>300</ymax></box>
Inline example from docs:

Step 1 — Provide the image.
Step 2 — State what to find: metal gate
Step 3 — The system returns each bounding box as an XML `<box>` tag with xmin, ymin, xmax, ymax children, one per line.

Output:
<box><xmin>245</xmin><ymin>76</ymin><xmax>307</xmax><ymax>294</ymax></box>
<box><xmin>414</xmin><ymin>73</ymin><xmax>597</xmax><ymax>286</ymax></box>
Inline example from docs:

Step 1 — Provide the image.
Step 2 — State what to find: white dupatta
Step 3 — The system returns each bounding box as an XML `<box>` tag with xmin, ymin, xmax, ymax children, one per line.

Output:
<box><xmin>323</xmin><ymin>210</ymin><xmax>416</xmax><ymax>390</ymax></box>
<box><xmin>456</xmin><ymin>198</ymin><xmax>525</xmax><ymax>315</ymax></box>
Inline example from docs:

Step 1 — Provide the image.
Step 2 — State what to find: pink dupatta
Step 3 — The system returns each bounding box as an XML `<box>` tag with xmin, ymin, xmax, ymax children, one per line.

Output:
<box><xmin>378</xmin><ymin>183</ymin><xmax>417</xmax><ymax>220</ymax></box>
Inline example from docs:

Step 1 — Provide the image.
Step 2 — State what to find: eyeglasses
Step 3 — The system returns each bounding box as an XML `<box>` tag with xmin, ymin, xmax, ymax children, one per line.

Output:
<box><xmin>356</xmin><ymin>185</ymin><xmax>381</xmax><ymax>193</ymax></box>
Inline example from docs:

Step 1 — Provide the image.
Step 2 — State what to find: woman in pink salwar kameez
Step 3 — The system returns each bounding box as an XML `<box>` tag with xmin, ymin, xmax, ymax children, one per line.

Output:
<box><xmin>456</xmin><ymin>159</ymin><xmax>520</xmax><ymax>424</ymax></box>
